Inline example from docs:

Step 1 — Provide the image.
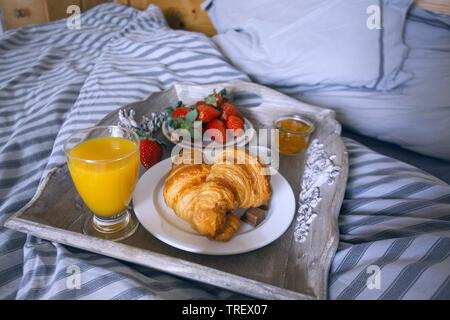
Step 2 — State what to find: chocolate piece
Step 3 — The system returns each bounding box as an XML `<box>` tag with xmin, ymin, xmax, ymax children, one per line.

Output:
<box><xmin>241</xmin><ymin>207</ymin><xmax>267</xmax><ymax>227</ymax></box>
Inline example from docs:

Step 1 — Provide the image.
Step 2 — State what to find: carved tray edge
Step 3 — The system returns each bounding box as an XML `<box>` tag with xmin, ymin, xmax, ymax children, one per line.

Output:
<box><xmin>319</xmin><ymin>135</ymin><xmax>349</xmax><ymax>299</ymax></box>
<box><xmin>5</xmin><ymin>211</ymin><xmax>315</xmax><ymax>300</ymax></box>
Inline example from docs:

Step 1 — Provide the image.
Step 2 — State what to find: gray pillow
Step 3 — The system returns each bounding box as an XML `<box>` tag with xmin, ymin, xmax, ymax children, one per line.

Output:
<box><xmin>207</xmin><ymin>0</ymin><xmax>382</xmax><ymax>89</ymax></box>
<box><xmin>206</xmin><ymin>0</ymin><xmax>415</xmax><ymax>90</ymax></box>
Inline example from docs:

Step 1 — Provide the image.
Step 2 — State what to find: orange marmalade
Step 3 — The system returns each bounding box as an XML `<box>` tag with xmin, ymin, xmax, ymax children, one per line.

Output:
<box><xmin>275</xmin><ymin>116</ymin><xmax>314</xmax><ymax>156</ymax></box>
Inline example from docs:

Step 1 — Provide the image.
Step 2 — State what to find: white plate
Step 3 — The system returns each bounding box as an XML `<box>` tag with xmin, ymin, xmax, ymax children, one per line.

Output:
<box><xmin>133</xmin><ymin>158</ymin><xmax>296</xmax><ymax>255</ymax></box>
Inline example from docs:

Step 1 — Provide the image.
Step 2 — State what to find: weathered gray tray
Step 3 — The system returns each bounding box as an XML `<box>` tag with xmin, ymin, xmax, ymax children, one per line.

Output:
<box><xmin>5</xmin><ymin>82</ymin><xmax>348</xmax><ymax>300</ymax></box>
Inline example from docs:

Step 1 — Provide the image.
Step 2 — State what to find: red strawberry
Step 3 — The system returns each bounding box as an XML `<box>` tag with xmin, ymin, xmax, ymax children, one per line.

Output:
<box><xmin>197</xmin><ymin>104</ymin><xmax>220</xmax><ymax>123</ymax></box>
<box><xmin>140</xmin><ymin>139</ymin><xmax>162</xmax><ymax>169</ymax></box>
<box><xmin>204</xmin><ymin>90</ymin><xmax>224</xmax><ymax>108</ymax></box>
<box><xmin>221</xmin><ymin>102</ymin><xmax>241</xmax><ymax>121</ymax></box>
<box><xmin>195</xmin><ymin>101</ymin><xmax>213</xmax><ymax>109</ymax></box>
<box><xmin>172</xmin><ymin>107</ymin><xmax>191</xmax><ymax>121</ymax></box>
<box><xmin>226</xmin><ymin>115</ymin><xmax>245</xmax><ymax>136</ymax></box>
<box><xmin>208</xmin><ymin>92</ymin><xmax>223</xmax><ymax>107</ymax></box>
<box><xmin>206</xmin><ymin>119</ymin><xmax>227</xmax><ymax>143</ymax></box>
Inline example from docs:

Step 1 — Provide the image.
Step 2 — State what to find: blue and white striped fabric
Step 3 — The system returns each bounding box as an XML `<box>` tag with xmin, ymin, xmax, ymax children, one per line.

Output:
<box><xmin>0</xmin><ymin>3</ymin><xmax>449</xmax><ymax>300</ymax></box>
<box><xmin>330</xmin><ymin>139</ymin><xmax>450</xmax><ymax>299</ymax></box>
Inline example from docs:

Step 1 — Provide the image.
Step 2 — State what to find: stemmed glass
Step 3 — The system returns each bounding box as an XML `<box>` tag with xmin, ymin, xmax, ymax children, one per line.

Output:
<box><xmin>64</xmin><ymin>126</ymin><xmax>140</xmax><ymax>241</ymax></box>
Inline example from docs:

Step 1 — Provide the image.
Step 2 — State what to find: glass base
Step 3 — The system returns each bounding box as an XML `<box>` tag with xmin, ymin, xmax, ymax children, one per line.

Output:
<box><xmin>83</xmin><ymin>209</ymin><xmax>139</xmax><ymax>241</ymax></box>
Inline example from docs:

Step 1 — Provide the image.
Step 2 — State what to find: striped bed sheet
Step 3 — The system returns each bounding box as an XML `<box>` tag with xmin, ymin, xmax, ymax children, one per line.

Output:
<box><xmin>0</xmin><ymin>3</ymin><xmax>448</xmax><ymax>300</ymax></box>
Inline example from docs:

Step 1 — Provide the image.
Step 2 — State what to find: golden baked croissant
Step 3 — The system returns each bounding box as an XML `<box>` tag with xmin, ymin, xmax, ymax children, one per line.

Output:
<box><xmin>208</xmin><ymin>148</ymin><xmax>271</xmax><ymax>209</ymax></box>
<box><xmin>163</xmin><ymin>149</ymin><xmax>271</xmax><ymax>241</ymax></box>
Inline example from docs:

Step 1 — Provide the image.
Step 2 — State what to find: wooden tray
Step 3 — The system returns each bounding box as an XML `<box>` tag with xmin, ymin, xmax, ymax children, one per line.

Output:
<box><xmin>5</xmin><ymin>82</ymin><xmax>348</xmax><ymax>300</ymax></box>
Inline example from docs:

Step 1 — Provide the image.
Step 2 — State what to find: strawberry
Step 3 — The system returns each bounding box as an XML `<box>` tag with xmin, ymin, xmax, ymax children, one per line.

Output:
<box><xmin>221</xmin><ymin>102</ymin><xmax>241</xmax><ymax>121</ymax></box>
<box><xmin>195</xmin><ymin>101</ymin><xmax>213</xmax><ymax>109</ymax></box>
<box><xmin>206</xmin><ymin>119</ymin><xmax>227</xmax><ymax>143</ymax></box>
<box><xmin>197</xmin><ymin>104</ymin><xmax>220</xmax><ymax>123</ymax></box>
<box><xmin>172</xmin><ymin>107</ymin><xmax>191</xmax><ymax>123</ymax></box>
<box><xmin>140</xmin><ymin>139</ymin><xmax>162</xmax><ymax>169</ymax></box>
<box><xmin>226</xmin><ymin>115</ymin><xmax>245</xmax><ymax>136</ymax></box>
<box><xmin>204</xmin><ymin>89</ymin><xmax>228</xmax><ymax>108</ymax></box>
<box><xmin>205</xmin><ymin>93</ymin><xmax>223</xmax><ymax>108</ymax></box>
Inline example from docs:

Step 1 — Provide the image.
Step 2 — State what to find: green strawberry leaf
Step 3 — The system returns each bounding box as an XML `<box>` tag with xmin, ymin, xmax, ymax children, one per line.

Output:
<box><xmin>166</xmin><ymin>115</ymin><xmax>178</xmax><ymax>129</ymax></box>
<box><xmin>165</xmin><ymin>106</ymin><xmax>174</xmax><ymax>115</ymax></box>
<box><xmin>176</xmin><ymin>101</ymin><xmax>183</xmax><ymax>108</ymax></box>
<box><xmin>204</xmin><ymin>95</ymin><xmax>217</xmax><ymax>106</ymax></box>
<box><xmin>174</xmin><ymin>116</ymin><xmax>185</xmax><ymax>124</ymax></box>
<box><xmin>219</xmin><ymin>88</ymin><xmax>231</xmax><ymax>101</ymax></box>
<box><xmin>219</xmin><ymin>88</ymin><xmax>228</xmax><ymax>98</ymax></box>
<box><xmin>185</xmin><ymin>109</ymin><xmax>198</xmax><ymax>123</ymax></box>
<box><xmin>137</xmin><ymin>131</ymin><xmax>146</xmax><ymax>139</ymax></box>
<box><xmin>179</xmin><ymin>120</ymin><xmax>193</xmax><ymax>130</ymax></box>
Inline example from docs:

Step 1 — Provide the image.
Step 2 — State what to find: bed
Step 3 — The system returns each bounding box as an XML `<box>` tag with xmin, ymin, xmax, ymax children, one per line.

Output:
<box><xmin>0</xmin><ymin>1</ymin><xmax>449</xmax><ymax>300</ymax></box>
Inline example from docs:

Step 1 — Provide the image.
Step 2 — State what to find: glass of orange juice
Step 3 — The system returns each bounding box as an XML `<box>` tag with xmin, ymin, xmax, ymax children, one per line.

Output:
<box><xmin>274</xmin><ymin>115</ymin><xmax>314</xmax><ymax>156</ymax></box>
<box><xmin>64</xmin><ymin>126</ymin><xmax>140</xmax><ymax>241</ymax></box>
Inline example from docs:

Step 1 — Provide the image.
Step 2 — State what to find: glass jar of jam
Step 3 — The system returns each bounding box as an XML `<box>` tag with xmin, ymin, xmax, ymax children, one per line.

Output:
<box><xmin>274</xmin><ymin>115</ymin><xmax>314</xmax><ymax>156</ymax></box>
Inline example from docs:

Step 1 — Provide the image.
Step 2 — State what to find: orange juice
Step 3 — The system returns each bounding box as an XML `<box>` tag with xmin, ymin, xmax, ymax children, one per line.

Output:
<box><xmin>68</xmin><ymin>137</ymin><xmax>139</xmax><ymax>217</ymax></box>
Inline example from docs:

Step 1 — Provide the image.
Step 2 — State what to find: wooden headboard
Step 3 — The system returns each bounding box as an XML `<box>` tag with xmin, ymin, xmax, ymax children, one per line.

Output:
<box><xmin>117</xmin><ymin>0</ymin><xmax>216</xmax><ymax>36</ymax></box>
<box><xmin>117</xmin><ymin>0</ymin><xmax>450</xmax><ymax>37</ymax></box>
<box><xmin>416</xmin><ymin>0</ymin><xmax>450</xmax><ymax>14</ymax></box>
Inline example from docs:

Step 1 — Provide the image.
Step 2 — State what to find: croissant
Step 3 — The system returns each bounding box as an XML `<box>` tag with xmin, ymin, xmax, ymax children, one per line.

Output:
<box><xmin>208</xmin><ymin>149</ymin><xmax>271</xmax><ymax>209</ymax></box>
<box><xmin>163</xmin><ymin>149</ymin><xmax>271</xmax><ymax>241</ymax></box>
